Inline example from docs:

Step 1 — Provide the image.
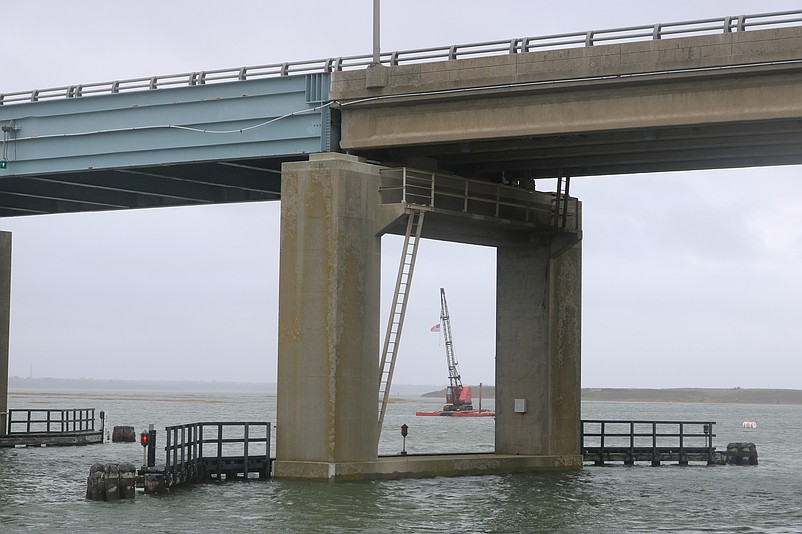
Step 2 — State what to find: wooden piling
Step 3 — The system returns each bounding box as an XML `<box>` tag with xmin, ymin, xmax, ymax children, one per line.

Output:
<box><xmin>143</xmin><ymin>473</ymin><xmax>167</xmax><ymax>494</ymax></box>
<box><xmin>86</xmin><ymin>463</ymin><xmax>136</xmax><ymax>501</ymax></box>
<box><xmin>726</xmin><ymin>442</ymin><xmax>758</xmax><ymax>465</ymax></box>
<box><xmin>111</xmin><ymin>426</ymin><xmax>135</xmax><ymax>443</ymax></box>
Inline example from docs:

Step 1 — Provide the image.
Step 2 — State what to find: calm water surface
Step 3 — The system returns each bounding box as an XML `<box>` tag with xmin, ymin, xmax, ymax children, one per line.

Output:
<box><xmin>1</xmin><ymin>391</ymin><xmax>800</xmax><ymax>533</ymax></box>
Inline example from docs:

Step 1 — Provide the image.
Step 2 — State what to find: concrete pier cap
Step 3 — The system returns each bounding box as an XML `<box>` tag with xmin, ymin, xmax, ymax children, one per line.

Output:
<box><xmin>274</xmin><ymin>153</ymin><xmax>582</xmax><ymax>481</ymax></box>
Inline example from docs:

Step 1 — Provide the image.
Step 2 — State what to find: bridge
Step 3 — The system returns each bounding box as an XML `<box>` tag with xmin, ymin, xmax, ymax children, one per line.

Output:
<box><xmin>1</xmin><ymin>10</ymin><xmax>801</xmax><ymax>480</ymax></box>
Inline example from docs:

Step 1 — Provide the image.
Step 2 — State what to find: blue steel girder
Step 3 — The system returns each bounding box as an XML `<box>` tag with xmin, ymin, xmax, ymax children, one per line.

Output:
<box><xmin>0</xmin><ymin>73</ymin><xmax>332</xmax><ymax>218</ymax></box>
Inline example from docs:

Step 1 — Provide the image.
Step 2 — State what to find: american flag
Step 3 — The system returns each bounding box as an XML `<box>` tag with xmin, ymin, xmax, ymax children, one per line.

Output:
<box><xmin>430</xmin><ymin>324</ymin><xmax>441</xmax><ymax>333</ymax></box>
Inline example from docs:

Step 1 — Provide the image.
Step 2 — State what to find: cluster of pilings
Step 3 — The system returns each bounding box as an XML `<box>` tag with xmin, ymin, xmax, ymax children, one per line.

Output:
<box><xmin>85</xmin><ymin>463</ymin><xmax>137</xmax><ymax>501</ymax></box>
<box><xmin>726</xmin><ymin>442</ymin><xmax>758</xmax><ymax>465</ymax></box>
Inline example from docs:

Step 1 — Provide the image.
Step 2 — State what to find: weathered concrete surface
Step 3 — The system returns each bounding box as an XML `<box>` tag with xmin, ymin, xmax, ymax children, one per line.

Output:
<box><xmin>0</xmin><ymin>232</ymin><xmax>9</xmax><ymax>437</ymax></box>
<box><xmin>278</xmin><ymin>453</ymin><xmax>581</xmax><ymax>481</ymax></box>
<box><xmin>496</xmin><ymin>237</ymin><xmax>582</xmax><ymax>456</ymax></box>
<box><xmin>274</xmin><ymin>153</ymin><xmax>382</xmax><ymax>480</ymax></box>
<box><xmin>373</xmin><ymin>453</ymin><xmax>581</xmax><ymax>479</ymax></box>
<box><xmin>332</xmin><ymin>27</ymin><xmax>802</xmax><ymax>178</ymax></box>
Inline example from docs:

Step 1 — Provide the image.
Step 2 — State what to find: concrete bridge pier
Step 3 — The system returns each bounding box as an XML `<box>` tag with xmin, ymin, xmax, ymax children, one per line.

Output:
<box><xmin>496</xmin><ymin>237</ymin><xmax>582</xmax><ymax>461</ymax></box>
<box><xmin>0</xmin><ymin>231</ymin><xmax>10</xmax><ymax>437</ymax></box>
<box><xmin>274</xmin><ymin>153</ymin><xmax>382</xmax><ymax>481</ymax></box>
<box><xmin>274</xmin><ymin>152</ymin><xmax>583</xmax><ymax>480</ymax></box>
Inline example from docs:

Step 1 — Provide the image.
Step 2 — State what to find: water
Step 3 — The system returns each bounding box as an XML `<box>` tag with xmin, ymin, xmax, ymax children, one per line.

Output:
<box><xmin>2</xmin><ymin>391</ymin><xmax>801</xmax><ymax>533</ymax></box>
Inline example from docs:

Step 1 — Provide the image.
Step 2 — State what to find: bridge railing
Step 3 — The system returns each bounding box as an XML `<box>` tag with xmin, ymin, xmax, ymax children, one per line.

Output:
<box><xmin>2</xmin><ymin>10</ymin><xmax>801</xmax><ymax>105</ymax></box>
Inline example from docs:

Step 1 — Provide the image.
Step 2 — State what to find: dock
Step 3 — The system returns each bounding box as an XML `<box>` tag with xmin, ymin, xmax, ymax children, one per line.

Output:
<box><xmin>581</xmin><ymin>420</ymin><xmax>744</xmax><ymax>465</ymax></box>
<box><xmin>138</xmin><ymin>421</ymin><xmax>271</xmax><ymax>493</ymax></box>
<box><xmin>0</xmin><ymin>408</ymin><xmax>103</xmax><ymax>447</ymax></box>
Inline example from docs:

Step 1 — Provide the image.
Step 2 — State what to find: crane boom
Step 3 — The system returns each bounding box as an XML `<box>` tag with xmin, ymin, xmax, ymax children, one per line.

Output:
<box><xmin>439</xmin><ymin>288</ymin><xmax>473</xmax><ymax>411</ymax></box>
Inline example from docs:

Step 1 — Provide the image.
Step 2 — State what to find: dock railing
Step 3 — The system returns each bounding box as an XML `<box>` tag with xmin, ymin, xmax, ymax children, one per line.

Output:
<box><xmin>163</xmin><ymin>422</ymin><xmax>271</xmax><ymax>484</ymax></box>
<box><xmin>581</xmin><ymin>420</ymin><xmax>716</xmax><ymax>465</ymax></box>
<box><xmin>7</xmin><ymin>408</ymin><xmax>96</xmax><ymax>435</ymax></box>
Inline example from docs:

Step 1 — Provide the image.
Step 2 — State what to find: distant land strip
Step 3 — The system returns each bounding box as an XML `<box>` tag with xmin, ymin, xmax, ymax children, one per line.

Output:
<box><xmin>424</xmin><ymin>386</ymin><xmax>802</xmax><ymax>405</ymax></box>
<box><xmin>9</xmin><ymin>378</ymin><xmax>802</xmax><ymax>405</ymax></box>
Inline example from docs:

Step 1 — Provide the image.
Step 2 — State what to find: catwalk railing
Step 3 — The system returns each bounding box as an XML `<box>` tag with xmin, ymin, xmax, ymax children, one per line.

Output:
<box><xmin>2</xmin><ymin>10</ymin><xmax>800</xmax><ymax>104</ymax></box>
<box><xmin>379</xmin><ymin>167</ymin><xmax>580</xmax><ymax>232</ymax></box>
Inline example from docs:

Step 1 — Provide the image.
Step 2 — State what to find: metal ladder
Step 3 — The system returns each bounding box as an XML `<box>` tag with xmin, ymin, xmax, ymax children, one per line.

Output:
<box><xmin>378</xmin><ymin>209</ymin><xmax>425</xmax><ymax>437</ymax></box>
<box><xmin>553</xmin><ymin>173</ymin><xmax>571</xmax><ymax>228</ymax></box>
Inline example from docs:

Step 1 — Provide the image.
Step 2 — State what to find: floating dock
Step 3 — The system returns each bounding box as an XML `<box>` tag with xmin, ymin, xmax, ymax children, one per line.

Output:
<box><xmin>581</xmin><ymin>420</ymin><xmax>758</xmax><ymax>466</ymax></box>
<box><xmin>0</xmin><ymin>408</ymin><xmax>103</xmax><ymax>448</ymax></box>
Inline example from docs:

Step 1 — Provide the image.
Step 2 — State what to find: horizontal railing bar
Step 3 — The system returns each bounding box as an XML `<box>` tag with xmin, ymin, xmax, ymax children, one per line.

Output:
<box><xmin>584</xmin><ymin>447</ymin><xmax>713</xmax><ymax>453</ymax></box>
<box><xmin>2</xmin><ymin>10</ymin><xmax>800</xmax><ymax>105</ymax></box>
<box><xmin>583</xmin><ymin>419</ymin><xmax>715</xmax><ymax>424</ymax></box>
<box><xmin>583</xmin><ymin>432</ymin><xmax>715</xmax><ymax>436</ymax></box>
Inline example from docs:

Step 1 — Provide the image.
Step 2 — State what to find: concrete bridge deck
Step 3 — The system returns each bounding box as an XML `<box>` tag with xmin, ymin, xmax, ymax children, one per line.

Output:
<box><xmin>332</xmin><ymin>25</ymin><xmax>802</xmax><ymax>180</ymax></box>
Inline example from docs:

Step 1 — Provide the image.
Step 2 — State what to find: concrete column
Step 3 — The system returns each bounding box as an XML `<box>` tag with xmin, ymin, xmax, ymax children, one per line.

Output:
<box><xmin>0</xmin><ymin>232</ymin><xmax>10</xmax><ymax>437</ymax></box>
<box><xmin>274</xmin><ymin>153</ymin><xmax>381</xmax><ymax>480</ymax></box>
<box><xmin>495</xmin><ymin>236</ymin><xmax>582</xmax><ymax>461</ymax></box>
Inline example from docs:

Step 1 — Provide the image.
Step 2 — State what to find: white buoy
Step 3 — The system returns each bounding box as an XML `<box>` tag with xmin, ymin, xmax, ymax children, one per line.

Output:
<box><xmin>742</xmin><ymin>421</ymin><xmax>757</xmax><ymax>429</ymax></box>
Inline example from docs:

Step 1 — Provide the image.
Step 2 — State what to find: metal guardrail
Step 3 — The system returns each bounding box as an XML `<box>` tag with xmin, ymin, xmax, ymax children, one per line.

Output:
<box><xmin>1</xmin><ymin>10</ymin><xmax>800</xmax><ymax>105</ymax></box>
<box><xmin>7</xmin><ymin>408</ymin><xmax>96</xmax><ymax>434</ymax></box>
<box><xmin>582</xmin><ymin>419</ymin><xmax>717</xmax><ymax>464</ymax></box>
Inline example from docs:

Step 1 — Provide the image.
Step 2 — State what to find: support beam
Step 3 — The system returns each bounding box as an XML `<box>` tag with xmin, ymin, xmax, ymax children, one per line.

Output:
<box><xmin>0</xmin><ymin>232</ymin><xmax>10</xmax><ymax>436</ymax></box>
<box><xmin>495</xmin><ymin>236</ymin><xmax>582</xmax><ymax>461</ymax></box>
<box><xmin>274</xmin><ymin>153</ymin><xmax>382</xmax><ymax>481</ymax></box>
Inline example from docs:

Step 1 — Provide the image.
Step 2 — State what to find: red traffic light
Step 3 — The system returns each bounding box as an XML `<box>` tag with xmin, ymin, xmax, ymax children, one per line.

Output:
<box><xmin>140</xmin><ymin>431</ymin><xmax>149</xmax><ymax>447</ymax></box>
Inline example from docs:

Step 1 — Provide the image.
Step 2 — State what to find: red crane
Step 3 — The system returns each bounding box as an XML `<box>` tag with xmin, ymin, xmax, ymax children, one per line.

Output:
<box><xmin>439</xmin><ymin>288</ymin><xmax>473</xmax><ymax>412</ymax></box>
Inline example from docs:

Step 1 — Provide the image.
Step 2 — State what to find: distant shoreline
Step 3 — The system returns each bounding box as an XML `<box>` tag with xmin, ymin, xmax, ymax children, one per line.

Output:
<box><xmin>581</xmin><ymin>387</ymin><xmax>802</xmax><ymax>405</ymax></box>
<box><xmin>424</xmin><ymin>386</ymin><xmax>802</xmax><ymax>405</ymax></box>
<box><xmin>9</xmin><ymin>378</ymin><xmax>802</xmax><ymax>405</ymax></box>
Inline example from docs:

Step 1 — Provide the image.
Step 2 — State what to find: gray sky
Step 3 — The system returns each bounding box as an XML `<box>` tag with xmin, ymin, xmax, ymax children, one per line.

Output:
<box><xmin>1</xmin><ymin>1</ymin><xmax>801</xmax><ymax>389</ymax></box>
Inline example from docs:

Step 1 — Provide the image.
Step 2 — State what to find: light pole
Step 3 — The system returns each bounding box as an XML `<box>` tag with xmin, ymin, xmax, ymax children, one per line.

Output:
<box><xmin>373</xmin><ymin>0</ymin><xmax>381</xmax><ymax>64</ymax></box>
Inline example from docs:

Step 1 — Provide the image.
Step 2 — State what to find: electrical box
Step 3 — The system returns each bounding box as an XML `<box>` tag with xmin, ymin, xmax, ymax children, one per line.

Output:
<box><xmin>514</xmin><ymin>398</ymin><xmax>527</xmax><ymax>413</ymax></box>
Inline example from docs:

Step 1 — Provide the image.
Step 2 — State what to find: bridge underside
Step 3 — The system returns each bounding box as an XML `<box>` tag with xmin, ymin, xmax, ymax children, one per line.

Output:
<box><xmin>0</xmin><ymin>156</ymin><xmax>290</xmax><ymax>217</ymax></box>
<box><xmin>0</xmin><ymin>74</ymin><xmax>332</xmax><ymax>217</ymax></box>
<box><xmin>350</xmin><ymin>116</ymin><xmax>802</xmax><ymax>181</ymax></box>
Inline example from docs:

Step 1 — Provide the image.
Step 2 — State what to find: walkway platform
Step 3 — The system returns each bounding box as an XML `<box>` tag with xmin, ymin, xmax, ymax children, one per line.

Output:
<box><xmin>0</xmin><ymin>430</ymin><xmax>102</xmax><ymax>447</ymax></box>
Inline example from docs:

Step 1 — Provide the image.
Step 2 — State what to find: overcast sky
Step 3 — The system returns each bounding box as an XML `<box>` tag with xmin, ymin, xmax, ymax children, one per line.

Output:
<box><xmin>1</xmin><ymin>1</ymin><xmax>801</xmax><ymax>389</ymax></box>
